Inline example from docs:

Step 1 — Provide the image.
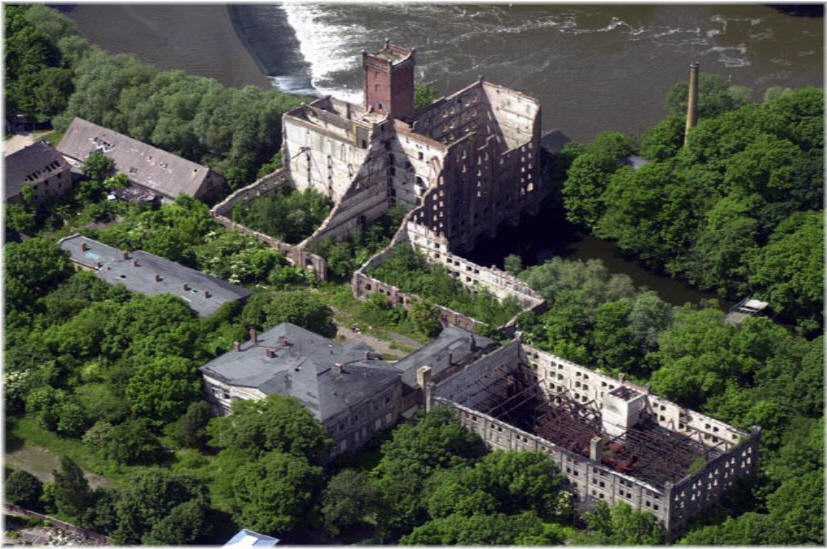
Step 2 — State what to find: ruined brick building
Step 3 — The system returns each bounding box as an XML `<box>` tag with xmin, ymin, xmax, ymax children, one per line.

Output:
<box><xmin>211</xmin><ymin>41</ymin><xmax>546</xmax><ymax>317</ymax></box>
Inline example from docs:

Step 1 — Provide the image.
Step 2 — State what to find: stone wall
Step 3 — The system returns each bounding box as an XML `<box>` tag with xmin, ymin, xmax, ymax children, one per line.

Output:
<box><xmin>209</xmin><ymin>168</ymin><xmax>328</xmax><ymax>279</ymax></box>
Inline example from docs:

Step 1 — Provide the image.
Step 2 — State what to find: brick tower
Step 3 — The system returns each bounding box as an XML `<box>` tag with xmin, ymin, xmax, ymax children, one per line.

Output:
<box><xmin>362</xmin><ymin>40</ymin><xmax>415</xmax><ymax>120</ymax></box>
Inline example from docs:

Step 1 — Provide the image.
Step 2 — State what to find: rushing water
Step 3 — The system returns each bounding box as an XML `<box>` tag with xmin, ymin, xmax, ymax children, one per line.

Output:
<box><xmin>64</xmin><ymin>4</ymin><xmax>822</xmax><ymax>307</ymax></box>
<box><xmin>240</xmin><ymin>4</ymin><xmax>823</xmax><ymax>141</ymax></box>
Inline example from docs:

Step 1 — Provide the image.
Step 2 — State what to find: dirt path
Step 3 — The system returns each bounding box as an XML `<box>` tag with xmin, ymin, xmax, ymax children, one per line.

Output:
<box><xmin>5</xmin><ymin>443</ymin><xmax>113</xmax><ymax>489</ymax></box>
<box><xmin>3</xmin><ymin>131</ymin><xmax>51</xmax><ymax>156</ymax></box>
<box><xmin>331</xmin><ymin>310</ymin><xmax>423</xmax><ymax>361</ymax></box>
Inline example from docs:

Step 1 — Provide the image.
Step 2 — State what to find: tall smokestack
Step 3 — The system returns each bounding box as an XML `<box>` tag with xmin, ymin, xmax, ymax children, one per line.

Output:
<box><xmin>684</xmin><ymin>62</ymin><xmax>700</xmax><ymax>146</ymax></box>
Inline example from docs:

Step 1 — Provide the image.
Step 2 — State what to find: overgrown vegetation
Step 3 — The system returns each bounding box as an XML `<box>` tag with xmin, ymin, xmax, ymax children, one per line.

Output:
<box><xmin>368</xmin><ymin>245</ymin><xmax>522</xmax><ymax>328</ymax></box>
<box><xmin>231</xmin><ymin>187</ymin><xmax>332</xmax><ymax>244</ymax></box>
<box><xmin>307</xmin><ymin>205</ymin><xmax>409</xmax><ymax>281</ymax></box>
<box><xmin>561</xmin><ymin>78</ymin><xmax>823</xmax><ymax>336</ymax></box>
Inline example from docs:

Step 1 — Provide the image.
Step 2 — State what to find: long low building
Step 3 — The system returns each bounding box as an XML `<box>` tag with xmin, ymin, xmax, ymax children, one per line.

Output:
<box><xmin>59</xmin><ymin>234</ymin><xmax>251</xmax><ymax>317</ymax></box>
<box><xmin>57</xmin><ymin>117</ymin><xmax>226</xmax><ymax>201</ymax></box>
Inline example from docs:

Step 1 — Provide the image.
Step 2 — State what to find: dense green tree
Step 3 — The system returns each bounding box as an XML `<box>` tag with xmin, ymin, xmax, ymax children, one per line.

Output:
<box><xmin>372</xmin><ymin>406</ymin><xmax>483</xmax><ymax>531</ymax></box>
<box><xmin>99</xmin><ymin>419</ymin><xmax>163</xmax><ymax>465</ymax></box>
<box><xmin>232</xmin><ymin>187</ymin><xmax>333</xmax><ymax>244</ymax></box>
<box><xmin>591</xmin><ymin>299</ymin><xmax>638</xmax><ymax>372</ymax></box>
<box><xmin>231</xmin><ymin>451</ymin><xmax>323</xmax><ymax>533</ymax></box>
<box><xmin>749</xmin><ymin>210</ymin><xmax>823</xmax><ymax>334</ymax></box>
<box><xmin>503</xmin><ymin>253</ymin><xmax>524</xmax><ymax>276</ymax></box>
<box><xmin>143</xmin><ymin>497</ymin><xmax>211</xmax><ymax>545</ymax></box>
<box><xmin>207</xmin><ymin>394</ymin><xmax>332</xmax><ymax>464</ymax></box>
<box><xmin>173</xmin><ymin>401</ymin><xmax>213</xmax><ymax>450</ymax></box>
<box><xmin>639</xmin><ymin>115</ymin><xmax>684</xmax><ymax>161</ymax></box>
<box><xmin>5</xmin><ymin>237</ymin><xmax>72</xmax><ymax>311</ymax></box>
<box><xmin>408</xmin><ymin>300</ymin><xmax>442</xmax><ymax>338</ymax></box>
<box><xmin>401</xmin><ymin>511</ymin><xmax>564</xmax><ymax>545</ymax></box>
<box><xmin>5</xmin><ymin>470</ymin><xmax>44</xmax><ymax>509</ymax></box>
<box><xmin>53</xmin><ymin>457</ymin><xmax>92</xmax><ymax>518</ymax></box>
<box><xmin>667</xmin><ymin>74</ymin><xmax>749</xmax><ymax>120</ymax></box>
<box><xmin>414</xmin><ymin>84</ymin><xmax>438</xmax><ymax>109</ymax></box>
<box><xmin>321</xmin><ymin>470</ymin><xmax>379</xmax><ymax>535</ymax></box>
<box><xmin>239</xmin><ymin>289</ymin><xmax>336</xmax><ymax>338</ymax></box>
<box><xmin>81</xmin><ymin>487</ymin><xmax>119</xmax><ymax>534</ymax></box>
<box><xmin>111</xmin><ymin>468</ymin><xmax>207</xmax><ymax>544</ymax></box>
<box><xmin>581</xmin><ymin>502</ymin><xmax>663</xmax><ymax>545</ymax></box>
<box><xmin>81</xmin><ymin>151</ymin><xmax>115</xmax><ymax>181</ymax></box>
<box><xmin>125</xmin><ymin>356</ymin><xmax>200</xmax><ymax>423</ymax></box>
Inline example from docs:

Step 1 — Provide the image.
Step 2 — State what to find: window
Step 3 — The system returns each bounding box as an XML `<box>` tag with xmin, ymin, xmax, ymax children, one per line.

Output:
<box><xmin>418</xmin><ymin>151</ymin><xmax>424</xmax><ymax>160</ymax></box>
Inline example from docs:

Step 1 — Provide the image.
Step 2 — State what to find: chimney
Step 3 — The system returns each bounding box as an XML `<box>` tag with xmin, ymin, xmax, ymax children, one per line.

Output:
<box><xmin>278</xmin><ymin>335</ymin><xmax>288</xmax><ymax>347</ymax></box>
<box><xmin>95</xmin><ymin>261</ymin><xmax>103</xmax><ymax>269</ymax></box>
<box><xmin>590</xmin><ymin>436</ymin><xmax>605</xmax><ymax>462</ymax></box>
<box><xmin>121</xmin><ymin>250</ymin><xmax>130</xmax><ymax>260</ymax></box>
<box><xmin>619</xmin><ymin>373</ymin><xmax>626</xmax><ymax>383</ymax></box>
<box><xmin>204</xmin><ymin>290</ymin><xmax>211</xmax><ymax>298</ymax></box>
<box><xmin>233</xmin><ymin>341</ymin><xmax>240</xmax><ymax>352</ymax></box>
<box><xmin>448</xmin><ymin>352</ymin><xmax>453</xmax><ymax>365</ymax></box>
<box><xmin>470</xmin><ymin>335</ymin><xmax>477</xmax><ymax>350</ymax></box>
<box><xmin>81</xmin><ymin>242</ymin><xmax>89</xmax><ymax>251</ymax></box>
<box><xmin>265</xmin><ymin>347</ymin><xmax>275</xmax><ymax>358</ymax></box>
<box><xmin>154</xmin><ymin>273</ymin><xmax>161</xmax><ymax>282</ymax></box>
<box><xmin>132</xmin><ymin>259</ymin><xmax>140</xmax><ymax>267</ymax></box>
<box><xmin>250</xmin><ymin>327</ymin><xmax>258</xmax><ymax>344</ymax></box>
<box><xmin>334</xmin><ymin>362</ymin><xmax>344</xmax><ymax>373</ymax></box>
<box><xmin>364</xmin><ymin>351</ymin><xmax>372</xmax><ymax>360</ymax></box>
<box><xmin>684</xmin><ymin>61</ymin><xmax>700</xmax><ymax>146</ymax></box>
<box><xmin>181</xmin><ymin>282</ymin><xmax>190</xmax><ymax>291</ymax></box>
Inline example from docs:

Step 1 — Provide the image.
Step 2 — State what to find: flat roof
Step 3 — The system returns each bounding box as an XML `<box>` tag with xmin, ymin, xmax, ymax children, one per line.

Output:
<box><xmin>58</xmin><ymin>234</ymin><xmax>251</xmax><ymax>317</ymax></box>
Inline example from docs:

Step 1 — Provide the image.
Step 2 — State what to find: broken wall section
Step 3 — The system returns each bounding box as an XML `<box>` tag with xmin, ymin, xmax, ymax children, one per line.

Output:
<box><xmin>209</xmin><ymin>168</ymin><xmax>327</xmax><ymax>278</ymax></box>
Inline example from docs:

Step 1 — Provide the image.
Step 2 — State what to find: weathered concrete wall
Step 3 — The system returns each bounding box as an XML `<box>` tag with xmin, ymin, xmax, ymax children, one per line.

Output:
<box><xmin>209</xmin><ymin>168</ymin><xmax>328</xmax><ymax>279</ymax></box>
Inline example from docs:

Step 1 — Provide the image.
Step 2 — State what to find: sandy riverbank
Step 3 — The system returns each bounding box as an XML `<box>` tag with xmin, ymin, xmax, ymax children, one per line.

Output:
<box><xmin>63</xmin><ymin>4</ymin><xmax>272</xmax><ymax>89</ymax></box>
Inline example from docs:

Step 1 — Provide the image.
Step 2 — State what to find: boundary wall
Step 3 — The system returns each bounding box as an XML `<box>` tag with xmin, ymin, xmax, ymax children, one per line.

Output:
<box><xmin>209</xmin><ymin>168</ymin><xmax>328</xmax><ymax>280</ymax></box>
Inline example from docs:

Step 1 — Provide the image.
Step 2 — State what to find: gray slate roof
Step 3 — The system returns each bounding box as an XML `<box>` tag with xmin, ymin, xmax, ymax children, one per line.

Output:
<box><xmin>200</xmin><ymin>322</ymin><xmax>402</xmax><ymax>421</ymax></box>
<box><xmin>57</xmin><ymin>117</ymin><xmax>214</xmax><ymax>199</ymax></box>
<box><xmin>58</xmin><ymin>234</ymin><xmax>251</xmax><ymax>317</ymax></box>
<box><xmin>394</xmin><ymin>326</ymin><xmax>494</xmax><ymax>389</ymax></box>
<box><xmin>4</xmin><ymin>141</ymin><xmax>71</xmax><ymax>200</ymax></box>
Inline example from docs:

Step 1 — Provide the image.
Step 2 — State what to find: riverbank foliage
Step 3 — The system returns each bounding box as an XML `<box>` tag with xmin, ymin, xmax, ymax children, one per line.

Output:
<box><xmin>4</xmin><ymin>5</ymin><xmax>305</xmax><ymax>189</ymax></box>
<box><xmin>561</xmin><ymin>79</ymin><xmax>823</xmax><ymax>336</ymax></box>
<box><xmin>231</xmin><ymin>188</ymin><xmax>333</xmax><ymax>244</ymax></box>
<box><xmin>369</xmin><ymin>245</ymin><xmax>522</xmax><ymax>328</ymax></box>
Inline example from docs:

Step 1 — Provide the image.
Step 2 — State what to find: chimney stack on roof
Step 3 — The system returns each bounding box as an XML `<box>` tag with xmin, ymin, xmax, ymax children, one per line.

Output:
<box><xmin>204</xmin><ymin>290</ymin><xmax>211</xmax><ymax>298</ymax></box>
<box><xmin>81</xmin><ymin>242</ymin><xmax>89</xmax><ymax>251</ymax></box>
<box><xmin>233</xmin><ymin>341</ymin><xmax>241</xmax><ymax>352</ymax></box>
<box><xmin>132</xmin><ymin>259</ymin><xmax>140</xmax><ymax>267</ymax></box>
<box><xmin>95</xmin><ymin>261</ymin><xmax>103</xmax><ymax>269</ymax></box>
<box><xmin>334</xmin><ymin>362</ymin><xmax>344</xmax><ymax>373</ymax></box>
<box><xmin>250</xmin><ymin>328</ymin><xmax>258</xmax><ymax>344</ymax></box>
<box><xmin>265</xmin><ymin>347</ymin><xmax>275</xmax><ymax>358</ymax></box>
<box><xmin>155</xmin><ymin>273</ymin><xmax>162</xmax><ymax>282</ymax></box>
<box><xmin>278</xmin><ymin>335</ymin><xmax>288</xmax><ymax>347</ymax></box>
<box><xmin>181</xmin><ymin>282</ymin><xmax>190</xmax><ymax>291</ymax></box>
<box><xmin>121</xmin><ymin>250</ymin><xmax>130</xmax><ymax>260</ymax></box>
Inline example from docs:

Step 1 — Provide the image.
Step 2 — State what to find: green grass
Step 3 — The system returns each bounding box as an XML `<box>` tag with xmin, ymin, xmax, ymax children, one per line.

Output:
<box><xmin>316</xmin><ymin>283</ymin><xmax>430</xmax><ymax>345</ymax></box>
<box><xmin>7</xmin><ymin>416</ymin><xmax>125</xmax><ymax>484</ymax></box>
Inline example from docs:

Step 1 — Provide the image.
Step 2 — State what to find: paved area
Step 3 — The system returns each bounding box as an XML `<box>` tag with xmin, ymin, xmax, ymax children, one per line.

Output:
<box><xmin>331</xmin><ymin>310</ymin><xmax>423</xmax><ymax>361</ymax></box>
<box><xmin>3</xmin><ymin>131</ymin><xmax>51</xmax><ymax>156</ymax></box>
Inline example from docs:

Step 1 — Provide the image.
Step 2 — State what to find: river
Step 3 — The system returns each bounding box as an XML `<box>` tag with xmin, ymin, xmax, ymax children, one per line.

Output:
<box><xmin>62</xmin><ymin>4</ymin><xmax>822</xmax><ymax>307</ymax></box>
